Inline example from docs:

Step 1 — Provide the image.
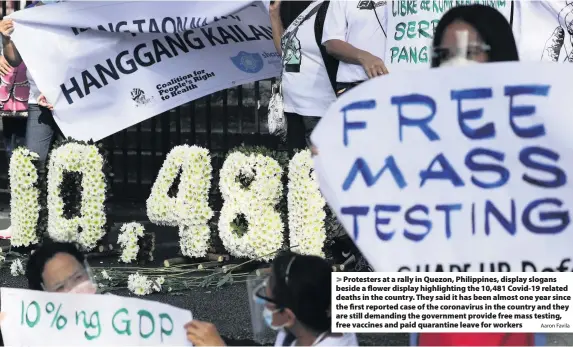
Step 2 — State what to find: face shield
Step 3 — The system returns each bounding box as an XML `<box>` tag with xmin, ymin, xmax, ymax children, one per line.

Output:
<box><xmin>41</xmin><ymin>260</ymin><xmax>98</xmax><ymax>294</ymax></box>
<box><xmin>433</xmin><ymin>30</ymin><xmax>490</xmax><ymax>67</ymax></box>
<box><xmin>247</xmin><ymin>274</ymin><xmax>277</xmax><ymax>343</ymax></box>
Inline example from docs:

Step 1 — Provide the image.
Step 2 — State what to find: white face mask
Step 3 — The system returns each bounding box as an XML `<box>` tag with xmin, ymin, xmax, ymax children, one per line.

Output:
<box><xmin>440</xmin><ymin>55</ymin><xmax>478</xmax><ymax>67</ymax></box>
<box><xmin>438</xmin><ymin>29</ymin><xmax>479</xmax><ymax>67</ymax></box>
<box><xmin>68</xmin><ymin>280</ymin><xmax>97</xmax><ymax>294</ymax></box>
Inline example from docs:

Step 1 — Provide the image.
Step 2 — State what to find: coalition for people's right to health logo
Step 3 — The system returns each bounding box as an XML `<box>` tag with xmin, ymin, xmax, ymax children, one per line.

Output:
<box><xmin>230</xmin><ymin>51</ymin><xmax>264</xmax><ymax>73</ymax></box>
<box><xmin>131</xmin><ymin>88</ymin><xmax>153</xmax><ymax>107</ymax></box>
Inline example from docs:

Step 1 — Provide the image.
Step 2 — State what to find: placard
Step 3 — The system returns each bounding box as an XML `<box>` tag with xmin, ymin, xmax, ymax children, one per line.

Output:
<box><xmin>0</xmin><ymin>287</ymin><xmax>193</xmax><ymax>346</ymax></box>
<box><xmin>311</xmin><ymin>62</ymin><xmax>573</xmax><ymax>272</ymax></box>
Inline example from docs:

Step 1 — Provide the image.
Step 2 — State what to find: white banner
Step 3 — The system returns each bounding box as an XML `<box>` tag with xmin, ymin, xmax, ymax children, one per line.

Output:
<box><xmin>9</xmin><ymin>1</ymin><xmax>280</xmax><ymax>141</ymax></box>
<box><xmin>312</xmin><ymin>62</ymin><xmax>573</xmax><ymax>272</ymax></box>
<box><xmin>0</xmin><ymin>287</ymin><xmax>193</xmax><ymax>346</ymax></box>
<box><xmin>385</xmin><ymin>1</ymin><xmax>512</xmax><ymax>72</ymax></box>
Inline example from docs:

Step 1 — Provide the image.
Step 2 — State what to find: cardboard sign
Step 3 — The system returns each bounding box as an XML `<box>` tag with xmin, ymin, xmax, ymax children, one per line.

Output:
<box><xmin>1</xmin><ymin>288</ymin><xmax>193</xmax><ymax>346</ymax></box>
<box><xmin>312</xmin><ymin>62</ymin><xmax>573</xmax><ymax>272</ymax></box>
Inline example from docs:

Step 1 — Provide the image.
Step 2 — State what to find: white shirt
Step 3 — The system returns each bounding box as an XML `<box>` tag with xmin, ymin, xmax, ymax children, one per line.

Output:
<box><xmin>274</xmin><ymin>331</ymin><xmax>359</xmax><ymax>346</ymax></box>
<box><xmin>26</xmin><ymin>70</ymin><xmax>39</xmax><ymax>105</ymax></box>
<box><xmin>322</xmin><ymin>0</ymin><xmax>388</xmax><ymax>83</ymax></box>
<box><xmin>281</xmin><ymin>0</ymin><xmax>336</xmax><ymax>118</ymax></box>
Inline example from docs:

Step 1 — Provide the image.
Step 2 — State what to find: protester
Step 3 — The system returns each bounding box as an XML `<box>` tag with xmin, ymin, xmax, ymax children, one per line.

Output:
<box><xmin>322</xmin><ymin>0</ymin><xmax>388</xmax><ymax>96</ymax></box>
<box><xmin>26</xmin><ymin>240</ymin><xmax>97</xmax><ymax>293</ymax></box>
<box><xmin>185</xmin><ymin>251</ymin><xmax>358</xmax><ymax>346</ymax></box>
<box><xmin>0</xmin><ymin>1</ymin><xmax>61</xmax><ymax>169</ymax></box>
<box><xmin>269</xmin><ymin>0</ymin><xmax>338</xmax><ymax>151</ymax></box>
<box><xmin>0</xmin><ymin>54</ymin><xmax>27</xmax><ymax>164</ymax></box>
<box><xmin>0</xmin><ymin>1</ymin><xmax>62</xmax><ymax>238</ymax></box>
<box><xmin>430</xmin><ymin>4</ymin><xmax>519</xmax><ymax>67</ymax></box>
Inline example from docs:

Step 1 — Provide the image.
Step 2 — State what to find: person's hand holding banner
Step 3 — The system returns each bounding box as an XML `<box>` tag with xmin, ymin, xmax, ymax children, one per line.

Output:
<box><xmin>185</xmin><ymin>320</ymin><xmax>226</xmax><ymax>346</ymax></box>
<box><xmin>0</xmin><ymin>19</ymin><xmax>14</xmax><ymax>38</ymax></box>
<box><xmin>38</xmin><ymin>94</ymin><xmax>54</xmax><ymax>110</ymax></box>
<box><xmin>311</xmin><ymin>62</ymin><xmax>573</xmax><ymax>273</ymax></box>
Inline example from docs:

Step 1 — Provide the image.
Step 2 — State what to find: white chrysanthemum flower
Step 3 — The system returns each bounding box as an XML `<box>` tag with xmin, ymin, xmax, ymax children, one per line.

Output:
<box><xmin>218</xmin><ymin>152</ymin><xmax>284</xmax><ymax>261</ymax></box>
<box><xmin>288</xmin><ymin>150</ymin><xmax>326</xmax><ymax>257</ymax></box>
<box><xmin>46</xmin><ymin>143</ymin><xmax>107</xmax><ymax>250</ymax></box>
<box><xmin>152</xmin><ymin>276</ymin><xmax>165</xmax><ymax>293</ymax></box>
<box><xmin>146</xmin><ymin>145</ymin><xmax>213</xmax><ymax>257</ymax></box>
<box><xmin>10</xmin><ymin>259</ymin><xmax>24</xmax><ymax>276</ymax></box>
<box><xmin>9</xmin><ymin>148</ymin><xmax>41</xmax><ymax>247</ymax></box>
<box><xmin>100</xmin><ymin>269</ymin><xmax>110</xmax><ymax>280</ymax></box>
<box><xmin>127</xmin><ymin>272</ymin><xmax>152</xmax><ymax>296</ymax></box>
<box><xmin>117</xmin><ymin>222</ymin><xmax>145</xmax><ymax>263</ymax></box>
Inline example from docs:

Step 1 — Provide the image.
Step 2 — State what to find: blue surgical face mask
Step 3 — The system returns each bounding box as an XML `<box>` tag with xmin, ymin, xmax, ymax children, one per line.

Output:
<box><xmin>263</xmin><ymin>307</ymin><xmax>285</xmax><ymax>331</ymax></box>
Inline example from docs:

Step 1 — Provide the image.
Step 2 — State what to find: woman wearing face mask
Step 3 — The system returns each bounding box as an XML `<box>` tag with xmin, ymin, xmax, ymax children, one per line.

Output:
<box><xmin>430</xmin><ymin>4</ymin><xmax>519</xmax><ymax>68</ymax></box>
<box><xmin>26</xmin><ymin>241</ymin><xmax>98</xmax><ymax>294</ymax></box>
<box><xmin>185</xmin><ymin>251</ymin><xmax>358</xmax><ymax>346</ymax></box>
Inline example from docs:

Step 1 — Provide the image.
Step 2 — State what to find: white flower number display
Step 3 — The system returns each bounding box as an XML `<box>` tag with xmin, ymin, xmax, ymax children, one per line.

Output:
<box><xmin>47</xmin><ymin>143</ymin><xmax>107</xmax><ymax>250</ymax></box>
<box><xmin>146</xmin><ymin>145</ymin><xmax>214</xmax><ymax>257</ymax></box>
<box><xmin>287</xmin><ymin>150</ymin><xmax>327</xmax><ymax>257</ymax></box>
<box><xmin>10</xmin><ymin>143</ymin><xmax>331</xmax><ymax>261</ymax></box>
<box><xmin>118</xmin><ymin>222</ymin><xmax>145</xmax><ymax>263</ymax></box>
<box><xmin>8</xmin><ymin>148</ymin><xmax>40</xmax><ymax>247</ymax></box>
<box><xmin>218</xmin><ymin>152</ymin><xmax>284</xmax><ymax>261</ymax></box>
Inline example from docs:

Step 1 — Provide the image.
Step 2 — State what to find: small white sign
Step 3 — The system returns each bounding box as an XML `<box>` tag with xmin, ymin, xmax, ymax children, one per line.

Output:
<box><xmin>0</xmin><ymin>288</ymin><xmax>193</xmax><ymax>346</ymax></box>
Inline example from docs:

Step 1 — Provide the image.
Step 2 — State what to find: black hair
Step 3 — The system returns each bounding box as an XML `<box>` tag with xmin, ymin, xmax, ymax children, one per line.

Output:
<box><xmin>271</xmin><ymin>251</ymin><xmax>332</xmax><ymax>333</ymax></box>
<box><xmin>431</xmin><ymin>4</ymin><xmax>519</xmax><ymax>67</ymax></box>
<box><xmin>26</xmin><ymin>240</ymin><xmax>86</xmax><ymax>291</ymax></box>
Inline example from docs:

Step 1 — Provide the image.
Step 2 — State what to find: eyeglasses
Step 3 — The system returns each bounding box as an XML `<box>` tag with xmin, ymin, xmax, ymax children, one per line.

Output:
<box><xmin>432</xmin><ymin>43</ymin><xmax>491</xmax><ymax>62</ymax></box>
<box><xmin>253</xmin><ymin>278</ymin><xmax>277</xmax><ymax>305</ymax></box>
<box><xmin>42</xmin><ymin>267</ymin><xmax>90</xmax><ymax>292</ymax></box>
<box><xmin>252</xmin><ymin>256</ymin><xmax>297</xmax><ymax>306</ymax></box>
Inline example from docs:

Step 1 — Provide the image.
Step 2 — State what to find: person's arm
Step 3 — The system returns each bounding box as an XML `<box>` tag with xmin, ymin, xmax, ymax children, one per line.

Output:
<box><xmin>269</xmin><ymin>0</ymin><xmax>283</xmax><ymax>54</ymax></box>
<box><xmin>324</xmin><ymin>39</ymin><xmax>372</xmax><ymax>65</ymax></box>
<box><xmin>321</xmin><ymin>2</ymin><xmax>387</xmax><ymax>78</ymax></box>
<box><xmin>0</xmin><ymin>19</ymin><xmax>23</xmax><ymax>67</ymax></box>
